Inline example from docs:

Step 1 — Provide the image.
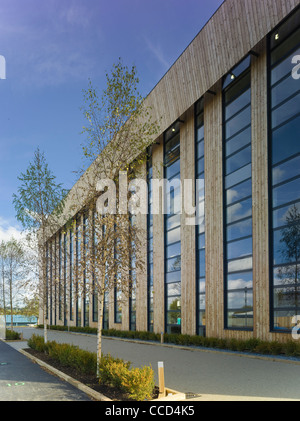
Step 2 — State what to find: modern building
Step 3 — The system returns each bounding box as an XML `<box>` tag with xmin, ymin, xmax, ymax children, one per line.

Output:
<box><xmin>40</xmin><ymin>0</ymin><xmax>300</xmax><ymax>343</ymax></box>
<box><xmin>5</xmin><ymin>315</ymin><xmax>38</xmax><ymax>327</ymax></box>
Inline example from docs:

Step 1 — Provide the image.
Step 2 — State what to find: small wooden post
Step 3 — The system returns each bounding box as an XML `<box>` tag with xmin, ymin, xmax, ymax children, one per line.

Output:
<box><xmin>158</xmin><ymin>361</ymin><xmax>165</xmax><ymax>398</ymax></box>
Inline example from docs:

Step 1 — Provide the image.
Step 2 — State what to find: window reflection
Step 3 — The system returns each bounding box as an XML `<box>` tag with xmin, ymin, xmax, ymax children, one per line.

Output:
<box><xmin>147</xmin><ymin>153</ymin><xmax>153</xmax><ymax>332</ymax></box>
<box><xmin>164</xmin><ymin>123</ymin><xmax>181</xmax><ymax>334</ymax></box>
<box><xmin>270</xmin><ymin>10</ymin><xmax>300</xmax><ymax>331</ymax></box>
<box><xmin>223</xmin><ymin>64</ymin><xmax>253</xmax><ymax>330</ymax></box>
<box><xmin>227</xmin><ymin>218</ymin><xmax>252</xmax><ymax>241</ymax></box>
<box><xmin>226</xmin><ymin>198</ymin><xmax>252</xmax><ymax>224</ymax></box>
<box><xmin>195</xmin><ymin>98</ymin><xmax>206</xmax><ymax>336</ymax></box>
<box><xmin>226</xmin><ymin>179</ymin><xmax>252</xmax><ymax>206</ymax></box>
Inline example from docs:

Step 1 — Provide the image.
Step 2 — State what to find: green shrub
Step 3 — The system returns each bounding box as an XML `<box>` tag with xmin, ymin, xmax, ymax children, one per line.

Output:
<box><xmin>243</xmin><ymin>338</ymin><xmax>261</xmax><ymax>352</ymax></box>
<box><xmin>28</xmin><ymin>334</ymin><xmax>46</xmax><ymax>352</ymax></box>
<box><xmin>121</xmin><ymin>365</ymin><xmax>155</xmax><ymax>401</ymax></box>
<box><xmin>5</xmin><ymin>329</ymin><xmax>21</xmax><ymax>340</ymax></box>
<box><xmin>28</xmin><ymin>334</ymin><xmax>154</xmax><ymax>400</ymax></box>
<box><xmin>283</xmin><ymin>340</ymin><xmax>300</xmax><ymax>357</ymax></box>
<box><xmin>37</xmin><ymin>324</ymin><xmax>300</xmax><ymax>359</ymax></box>
<box><xmin>254</xmin><ymin>341</ymin><xmax>272</xmax><ymax>355</ymax></box>
<box><xmin>28</xmin><ymin>334</ymin><xmax>97</xmax><ymax>375</ymax></box>
<box><xmin>98</xmin><ymin>354</ymin><xmax>154</xmax><ymax>401</ymax></box>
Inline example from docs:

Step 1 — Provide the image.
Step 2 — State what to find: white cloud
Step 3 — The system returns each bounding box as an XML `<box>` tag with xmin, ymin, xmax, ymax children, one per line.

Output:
<box><xmin>58</xmin><ymin>2</ymin><xmax>93</xmax><ymax>28</ymax></box>
<box><xmin>144</xmin><ymin>37</ymin><xmax>171</xmax><ymax>71</ymax></box>
<box><xmin>0</xmin><ymin>217</ymin><xmax>24</xmax><ymax>243</ymax></box>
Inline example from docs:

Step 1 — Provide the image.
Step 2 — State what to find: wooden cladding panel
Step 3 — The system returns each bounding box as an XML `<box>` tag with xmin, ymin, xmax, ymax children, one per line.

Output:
<box><xmin>251</xmin><ymin>40</ymin><xmax>270</xmax><ymax>342</ymax></box>
<box><xmin>152</xmin><ymin>140</ymin><xmax>165</xmax><ymax>334</ymax></box>
<box><xmin>135</xmin><ymin>162</ymin><xmax>148</xmax><ymax>332</ymax></box>
<box><xmin>45</xmin><ymin>1</ymin><xmax>299</xmax><ymax>233</ymax></box>
<box><xmin>180</xmin><ymin>107</ymin><xmax>196</xmax><ymax>336</ymax></box>
<box><xmin>204</xmin><ymin>82</ymin><xmax>224</xmax><ymax>339</ymax></box>
<box><xmin>144</xmin><ymin>0</ymin><xmax>299</xmax><ymax>141</ymax></box>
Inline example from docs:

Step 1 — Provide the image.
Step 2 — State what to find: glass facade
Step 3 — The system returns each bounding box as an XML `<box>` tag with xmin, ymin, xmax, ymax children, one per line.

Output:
<box><xmin>129</xmin><ymin>216</ymin><xmax>136</xmax><ymax>331</ymax></box>
<box><xmin>49</xmin><ymin>241</ymin><xmax>53</xmax><ymax>325</ymax></box>
<box><xmin>147</xmin><ymin>153</ymin><xmax>154</xmax><ymax>331</ymax></box>
<box><xmin>103</xmin><ymin>291</ymin><xmax>109</xmax><ymax>330</ymax></box>
<box><xmin>223</xmin><ymin>56</ymin><xmax>253</xmax><ymax>330</ymax></box>
<box><xmin>92</xmin><ymin>210</ymin><xmax>98</xmax><ymax>323</ymax></box>
<box><xmin>76</xmin><ymin>217</ymin><xmax>81</xmax><ymax>327</ymax></box>
<box><xmin>45</xmin><ymin>243</ymin><xmax>49</xmax><ymax>320</ymax></box>
<box><xmin>69</xmin><ymin>229</ymin><xmax>73</xmax><ymax>321</ymax></box>
<box><xmin>195</xmin><ymin>98</ymin><xmax>206</xmax><ymax>335</ymax></box>
<box><xmin>63</xmin><ymin>230</ymin><xmax>67</xmax><ymax>325</ymax></box>
<box><xmin>54</xmin><ymin>237</ymin><xmax>57</xmax><ymax>325</ymax></box>
<box><xmin>58</xmin><ymin>232</ymin><xmax>62</xmax><ymax>321</ymax></box>
<box><xmin>41</xmin><ymin>8</ymin><xmax>300</xmax><ymax>341</ymax></box>
<box><xmin>164</xmin><ymin>122</ymin><xmax>181</xmax><ymax>334</ymax></box>
<box><xmin>269</xmin><ymin>8</ymin><xmax>300</xmax><ymax>331</ymax></box>
<box><xmin>83</xmin><ymin>212</ymin><xmax>89</xmax><ymax>327</ymax></box>
<box><xmin>114</xmin><ymin>285</ymin><xmax>122</xmax><ymax>324</ymax></box>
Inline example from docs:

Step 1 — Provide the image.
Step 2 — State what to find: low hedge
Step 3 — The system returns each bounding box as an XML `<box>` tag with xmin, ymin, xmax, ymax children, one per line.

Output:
<box><xmin>5</xmin><ymin>329</ymin><xmax>21</xmax><ymax>340</ymax></box>
<box><xmin>28</xmin><ymin>334</ymin><xmax>154</xmax><ymax>401</ymax></box>
<box><xmin>37</xmin><ymin>325</ymin><xmax>300</xmax><ymax>357</ymax></box>
<box><xmin>38</xmin><ymin>324</ymin><xmax>98</xmax><ymax>335</ymax></box>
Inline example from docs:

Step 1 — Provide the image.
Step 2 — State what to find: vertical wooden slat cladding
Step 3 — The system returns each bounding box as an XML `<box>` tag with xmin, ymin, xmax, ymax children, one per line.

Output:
<box><xmin>152</xmin><ymin>141</ymin><xmax>165</xmax><ymax>334</ymax></box>
<box><xmin>135</xmin><ymin>162</ymin><xmax>148</xmax><ymax>332</ymax></box>
<box><xmin>39</xmin><ymin>0</ymin><xmax>300</xmax><ymax>343</ymax></box>
<box><xmin>180</xmin><ymin>107</ymin><xmax>196</xmax><ymax>336</ymax></box>
<box><xmin>251</xmin><ymin>40</ymin><xmax>270</xmax><ymax>342</ymax></box>
<box><xmin>144</xmin><ymin>0</ymin><xmax>299</xmax><ymax>141</ymax></box>
<box><xmin>204</xmin><ymin>82</ymin><xmax>224</xmax><ymax>339</ymax></box>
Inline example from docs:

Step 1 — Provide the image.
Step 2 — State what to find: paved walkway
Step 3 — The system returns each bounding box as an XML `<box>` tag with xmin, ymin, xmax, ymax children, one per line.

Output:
<box><xmin>13</xmin><ymin>327</ymin><xmax>300</xmax><ymax>401</ymax></box>
<box><xmin>0</xmin><ymin>340</ymin><xmax>91</xmax><ymax>401</ymax></box>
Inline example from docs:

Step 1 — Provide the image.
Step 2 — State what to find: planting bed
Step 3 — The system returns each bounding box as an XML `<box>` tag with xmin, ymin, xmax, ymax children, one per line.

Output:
<box><xmin>24</xmin><ymin>347</ymin><xmax>158</xmax><ymax>401</ymax></box>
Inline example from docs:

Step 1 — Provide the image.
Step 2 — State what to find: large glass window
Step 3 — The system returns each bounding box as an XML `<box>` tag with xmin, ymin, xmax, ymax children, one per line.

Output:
<box><xmin>103</xmin><ymin>291</ymin><xmax>109</xmax><ymax>330</ymax></box>
<box><xmin>223</xmin><ymin>57</ymin><xmax>253</xmax><ymax>330</ymax></box>
<box><xmin>92</xmin><ymin>210</ymin><xmax>98</xmax><ymax>323</ymax></box>
<box><xmin>164</xmin><ymin>122</ymin><xmax>181</xmax><ymax>334</ymax></box>
<box><xmin>63</xmin><ymin>230</ymin><xmax>67</xmax><ymax>325</ymax></box>
<box><xmin>45</xmin><ymin>243</ymin><xmax>49</xmax><ymax>320</ymax></box>
<box><xmin>114</xmin><ymin>284</ymin><xmax>122</xmax><ymax>324</ymax></box>
<box><xmin>58</xmin><ymin>232</ymin><xmax>62</xmax><ymax>321</ymax></box>
<box><xmin>147</xmin><ymin>152</ymin><xmax>154</xmax><ymax>332</ymax></box>
<box><xmin>54</xmin><ymin>237</ymin><xmax>57</xmax><ymax>325</ymax></box>
<box><xmin>76</xmin><ymin>217</ymin><xmax>81</xmax><ymax>327</ymax></box>
<box><xmin>129</xmin><ymin>215</ymin><xmax>136</xmax><ymax>331</ymax></box>
<box><xmin>83</xmin><ymin>212</ymin><xmax>89</xmax><ymax>327</ymax></box>
<box><xmin>49</xmin><ymin>241</ymin><xmax>53</xmax><ymax>326</ymax></box>
<box><xmin>195</xmin><ymin>98</ymin><xmax>206</xmax><ymax>336</ymax></box>
<box><xmin>269</xmin><ymin>7</ymin><xmax>300</xmax><ymax>332</ymax></box>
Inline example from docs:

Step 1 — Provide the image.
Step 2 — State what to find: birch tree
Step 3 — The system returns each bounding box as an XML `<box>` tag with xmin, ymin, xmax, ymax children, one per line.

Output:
<box><xmin>76</xmin><ymin>59</ymin><xmax>160</xmax><ymax>375</ymax></box>
<box><xmin>5</xmin><ymin>238</ymin><xmax>25</xmax><ymax>330</ymax></box>
<box><xmin>13</xmin><ymin>148</ymin><xmax>68</xmax><ymax>342</ymax></box>
<box><xmin>278</xmin><ymin>205</ymin><xmax>300</xmax><ymax>309</ymax></box>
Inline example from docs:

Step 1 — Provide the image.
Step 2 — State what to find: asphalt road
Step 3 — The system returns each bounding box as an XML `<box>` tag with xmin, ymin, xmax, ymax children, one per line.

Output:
<box><xmin>0</xmin><ymin>339</ymin><xmax>92</xmax><ymax>401</ymax></box>
<box><xmin>13</xmin><ymin>327</ymin><xmax>300</xmax><ymax>401</ymax></box>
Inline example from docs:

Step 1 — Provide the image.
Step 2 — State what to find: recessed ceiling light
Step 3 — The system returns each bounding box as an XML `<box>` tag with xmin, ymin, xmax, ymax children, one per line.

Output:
<box><xmin>275</xmin><ymin>33</ymin><xmax>279</xmax><ymax>40</ymax></box>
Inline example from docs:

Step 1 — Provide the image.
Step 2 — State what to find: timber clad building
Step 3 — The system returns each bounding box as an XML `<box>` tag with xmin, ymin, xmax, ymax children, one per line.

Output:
<box><xmin>41</xmin><ymin>0</ymin><xmax>300</xmax><ymax>342</ymax></box>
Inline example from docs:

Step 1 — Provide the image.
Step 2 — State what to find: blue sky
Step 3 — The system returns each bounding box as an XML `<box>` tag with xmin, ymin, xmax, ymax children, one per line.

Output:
<box><xmin>0</xmin><ymin>0</ymin><xmax>224</xmax><ymax>240</ymax></box>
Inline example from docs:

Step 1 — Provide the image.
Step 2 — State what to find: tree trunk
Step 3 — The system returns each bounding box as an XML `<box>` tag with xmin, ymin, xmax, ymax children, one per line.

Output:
<box><xmin>1</xmin><ymin>259</ymin><xmax>6</xmax><ymax>322</ymax></box>
<box><xmin>44</xmin><ymin>304</ymin><xmax>48</xmax><ymax>344</ymax></box>
<box><xmin>96</xmin><ymin>288</ymin><xmax>105</xmax><ymax>378</ymax></box>
<box><xmin>9</xmin><ymin>262</ymin><xmax>13</xmax><ymax>331</ymax></box>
